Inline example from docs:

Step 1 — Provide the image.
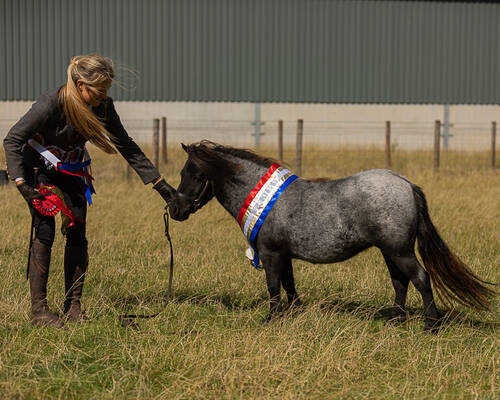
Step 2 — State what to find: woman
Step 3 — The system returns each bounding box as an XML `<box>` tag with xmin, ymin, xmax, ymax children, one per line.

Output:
<box><xmin>3</xmin><ymin>54</ymin><xmax>176</xmax><ymax>328</ymax></box>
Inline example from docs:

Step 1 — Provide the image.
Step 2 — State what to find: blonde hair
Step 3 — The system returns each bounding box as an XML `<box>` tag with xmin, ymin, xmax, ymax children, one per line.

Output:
<box><xmin>58</xmin><ymin>54</ymin><xmax>117</xmax><ymax>154</ymax></box>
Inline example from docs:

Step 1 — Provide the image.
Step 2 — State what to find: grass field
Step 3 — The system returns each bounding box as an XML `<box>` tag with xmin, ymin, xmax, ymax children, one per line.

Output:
<box><xmin>0</xmin><ymin>145</ymin><xmax>498</xmax><ymax>399</ymax></box>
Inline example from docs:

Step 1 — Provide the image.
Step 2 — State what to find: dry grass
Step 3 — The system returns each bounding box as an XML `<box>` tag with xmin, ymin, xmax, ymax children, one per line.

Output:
<box><xmin>0</xmin><ymin>145</ymin><xmax>498</xmax><ymax>399</ymax></box>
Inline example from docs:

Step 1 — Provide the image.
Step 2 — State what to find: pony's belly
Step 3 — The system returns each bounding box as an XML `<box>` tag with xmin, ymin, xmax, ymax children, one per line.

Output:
<box><xmin>290</xmin><ymin>238</ymin><xmax>371</xmax><ymax>264</ymax></box>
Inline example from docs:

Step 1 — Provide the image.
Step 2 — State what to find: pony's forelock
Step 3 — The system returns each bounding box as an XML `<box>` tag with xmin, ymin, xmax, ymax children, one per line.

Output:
<box><xmin>187</xmin><ymin>141</ymin><xmax>240</xmax><ymax>180</ymax></box>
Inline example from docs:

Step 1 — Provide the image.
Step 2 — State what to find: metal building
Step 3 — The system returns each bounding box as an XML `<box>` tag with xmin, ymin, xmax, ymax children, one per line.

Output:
<box><xmin>1</xmin><ymin>0</ymin><xmax>499</xmax><ymax>103</ymax></box>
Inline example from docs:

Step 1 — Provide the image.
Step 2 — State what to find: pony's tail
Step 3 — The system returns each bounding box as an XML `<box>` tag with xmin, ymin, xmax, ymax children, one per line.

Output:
<box><xmin>412</xmin><ymin>185</ymin><xmax>496</xmax><ymax>310</ymax></box>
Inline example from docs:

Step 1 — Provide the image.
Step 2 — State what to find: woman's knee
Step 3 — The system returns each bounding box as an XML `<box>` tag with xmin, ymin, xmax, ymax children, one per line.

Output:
<box><xmin>65</xmin><ymin>222</ymin><xmax>87</xmax><ymax>247</ymax></box>
<box><xmin>34</xmin><ymin>216</ymin><xmax>55</xmax><ymax>247</ymax></box>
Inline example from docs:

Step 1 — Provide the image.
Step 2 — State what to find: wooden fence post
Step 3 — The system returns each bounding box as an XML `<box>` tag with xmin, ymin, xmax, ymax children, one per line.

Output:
<box><xmin>161</xmin><ymin>117</ymin><xmax>167</xmax><ymax>164</ymax></box>
<box><xmin>385</xmin><ymin>121</ymin><xmax>391</xmax><ymax>169</ymax></box>
<box><xmin>278</xmin><ymin>120</ymin><xmax>283</xmax><ymax>161</ymax></box>
<box><xmin>296</xmin><ymin>119</ymin><xmax>303</xmax><ymax>176</ymax></box>
<box><xmin>434</xmin><ymin>120</ymin><xmax>441</xmax><ymax>173</ymax></box>
<box><xmin>491</xmin><ymin>122</ymin><xmax>496</xmax><ymax>169</ymax></box>
<box><xmin>153</xmin><ymin>118</ymin><xmax>160</xmax><ymax>169</ymax></box>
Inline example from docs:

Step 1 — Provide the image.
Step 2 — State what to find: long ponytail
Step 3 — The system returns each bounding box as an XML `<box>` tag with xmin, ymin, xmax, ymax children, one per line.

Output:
<box><xmin>58</xmin><ymin>54</ymin><xmax>117</xmax><ymax>154</ymax></box>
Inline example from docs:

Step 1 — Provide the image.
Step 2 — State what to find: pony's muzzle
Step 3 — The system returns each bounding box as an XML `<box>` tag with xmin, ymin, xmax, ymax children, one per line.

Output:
<box><xmin>169</xmin><ymin>192</ymin><xmax>195</xmax><ymax>221</ymax></box>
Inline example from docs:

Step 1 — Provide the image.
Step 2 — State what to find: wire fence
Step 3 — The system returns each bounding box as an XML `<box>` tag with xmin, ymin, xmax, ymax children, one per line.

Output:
<box><xmin>120</xmin><ymin>118</ymin><xmax>496</xmax><ymax>152</ymax></box>
<box><xmin>0</xmin><ymin>118</ymin><xmax>496</xmax><ymax>151</ymax></box>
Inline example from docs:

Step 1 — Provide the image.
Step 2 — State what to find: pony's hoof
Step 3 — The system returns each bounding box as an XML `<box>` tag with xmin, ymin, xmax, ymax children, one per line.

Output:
<box><xmin>262</xmin><ymin>314</ymin><xmax>274</xmax><ymax>325</ymax></box>
<box><xmin>262</xmin><ymin>311</ymin><xmax>282</xmax><ymax>325</ymax></box>
<box><xmin>423</xmin><ymin>318</ymin><xmax>443</xmax><ymax>333</ymax></box>
<box><xmin>387</xmin><ymin>314</ymin><xmax>407</xmax><ymax>325</ymax></box>
<box><xmin>424</xmin><ymin>311</ymin><xmax>445</xmax><ymax>333</ymax></box>
<box><xmin>286</xmin><ymin>299</ymin><xmax>304</xmax><ymax>316</ymax></box>
<box><xmin>386</xmin><ymin>308</ymin><xmax>407</xmax><ymax>325</ymax></box>
<box><xmin>289</xmin><ymin>298</ymin><xmax>303</xmax><ymax>309</ymax></box>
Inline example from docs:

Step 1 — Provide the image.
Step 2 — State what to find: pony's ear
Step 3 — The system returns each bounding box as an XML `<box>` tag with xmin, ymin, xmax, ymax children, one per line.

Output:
<box><xmin>181</xmin><ymin>143</ymin><xmax>188</xmax><ymax>153</ymax></box>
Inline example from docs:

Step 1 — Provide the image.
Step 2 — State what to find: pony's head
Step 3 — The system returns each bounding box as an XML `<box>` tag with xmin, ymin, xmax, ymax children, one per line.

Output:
<box><xmin>170</xmin><ymin>141</ymin><xmax>240</xmax><ymax>221</ymax></box>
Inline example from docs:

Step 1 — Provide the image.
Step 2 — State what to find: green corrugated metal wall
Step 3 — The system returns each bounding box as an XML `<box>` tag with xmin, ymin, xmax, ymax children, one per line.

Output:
<box><xmin>1</xmin><ymin>0</ymin><xmax>499</xmax><ymax>103</ymax></box>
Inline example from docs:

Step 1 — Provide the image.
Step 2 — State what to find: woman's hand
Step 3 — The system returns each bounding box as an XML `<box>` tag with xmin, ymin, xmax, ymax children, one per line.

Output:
<box><xmin>153</xmin><ymin>178</ymin><xmax>177</xmax><ymax>204</ymax></box>
<box><xmin>16</xmin><ymin>182</ymin><xmax>45</xmax><ymax>204</ymax></box>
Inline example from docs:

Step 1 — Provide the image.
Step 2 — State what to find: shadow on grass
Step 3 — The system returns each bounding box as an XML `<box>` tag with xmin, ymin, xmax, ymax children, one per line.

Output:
<box><xmin>111</xmin><ymin>289</ymin><xmax>268</xmax><ymax>311</ymax></box>
<box><xmin>110</xmin><ymin>290</ymin><xmax>498</xmax><ymax>331</ymax></box>
<box><xmin>172</xmin><ymin>289</ymin><xmax>268</xmax><ymax>311</ymax></box>
<box><xmin>319</xmin><ymin>297</ymin><xmax>499</xmax><ymax>331</ymax></box>
<box><xmin>319</xmin><ymin>297</ymin><xmax>420</xmax><ymax>321</ymax></box>
<box><xmin>439</xmin><ymin>309</ymin><xmax>500</xmax><ymax>331</ymax></box>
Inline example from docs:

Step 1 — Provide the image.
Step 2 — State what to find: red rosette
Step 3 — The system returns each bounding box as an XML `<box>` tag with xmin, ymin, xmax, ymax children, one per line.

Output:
<box><xmin>32</xmin><ymin>187</ymin><xmax>61</xmax><ymax>217</ymax></box>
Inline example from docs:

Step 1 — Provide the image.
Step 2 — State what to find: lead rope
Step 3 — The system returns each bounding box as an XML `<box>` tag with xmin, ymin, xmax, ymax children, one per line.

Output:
<box><xmin>119</xmin><ymin>207</ymin><xmax>174</xmax><ymax>328</ymax></box>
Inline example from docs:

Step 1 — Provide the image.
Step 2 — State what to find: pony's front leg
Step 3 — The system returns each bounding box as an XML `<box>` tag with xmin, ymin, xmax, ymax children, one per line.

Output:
<box><xmin>261</xmin><ymin>250</ymin><xmax>283</xmax><ymax>324</ymax></box>
<box><xmin>280</xmin><ymin>255</ymin><xmax>302</xmax><ymax>309</ymax></box>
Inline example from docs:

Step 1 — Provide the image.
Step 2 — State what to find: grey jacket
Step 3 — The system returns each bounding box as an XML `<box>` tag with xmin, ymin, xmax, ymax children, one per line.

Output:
<box><xmin>3</xmin><ymin>88</ymin><xmax>160</xmax><ymax>184</ymax></box>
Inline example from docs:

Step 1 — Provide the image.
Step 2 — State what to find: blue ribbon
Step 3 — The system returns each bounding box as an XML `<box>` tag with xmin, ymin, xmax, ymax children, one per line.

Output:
<box><xmin>57</xmin><ymin>159</ymin><xmax>91</xmax><ymax>172</ymax></box>
<box><xmin>84</xmin><ymin>181</ymin><xmax>96</xmax><ymax>205</ymax></box>
<box><xmin>58</xmin><ymin>159</ymin><xmax>95</xmax><ymax>205</ymax></box>
<box><xmin>248</xmin><ymin>174</ymin><xmax>298</xmax><ymax>269</ymax></box>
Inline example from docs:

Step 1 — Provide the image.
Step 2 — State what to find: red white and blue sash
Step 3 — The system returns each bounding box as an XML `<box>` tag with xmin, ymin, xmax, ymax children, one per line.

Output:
<box><xmin>237</xmin><ymin>163</ymin><xmax>298</xmax><ymax>269</ymax></box>
<box><xmin>28</xmin><ymin>138</ymin><xmax>96</xmax><ymax>205</ymax></box>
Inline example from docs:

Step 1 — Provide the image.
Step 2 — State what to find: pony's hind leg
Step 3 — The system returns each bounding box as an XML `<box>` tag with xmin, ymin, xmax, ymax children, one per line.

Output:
<box><xmin>382</xmin><ymin>252</ymin><xmax>410</xmax><ymax>324</ymax></box>
<box><xmin>280</xmin><ymin>255</ymin><xmax>302</xmax><ymax>309</ymax></box>
<box><xmin>385</xmin><ymin>251</ymin><xmax>443</xmax><ymax>332</ymax></box>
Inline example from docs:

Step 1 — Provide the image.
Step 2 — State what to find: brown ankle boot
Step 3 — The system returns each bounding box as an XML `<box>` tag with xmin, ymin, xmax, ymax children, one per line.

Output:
<box><xmin>29</xmin><ymin>239</ymin><xmax>64</xmax><ymax>328</ymax></box>
<box><xmin>63</xmin><ymin>245</ymin><xmax>89</xmax><ymax>322</ymax></box>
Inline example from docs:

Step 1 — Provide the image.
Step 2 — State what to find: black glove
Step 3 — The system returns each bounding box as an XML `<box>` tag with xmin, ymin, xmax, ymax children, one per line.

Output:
<box><xmin>17</xmin><ymin>182</ymin><xmax>45</xmax><ymax>204</ymax></box>
<box><xmin>153</xmin><ymin>179</ymin><xmax>177</xmax><ymax>204</ymax></box>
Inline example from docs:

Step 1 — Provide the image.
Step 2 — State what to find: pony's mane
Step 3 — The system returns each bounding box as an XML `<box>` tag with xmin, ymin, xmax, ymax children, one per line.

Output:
<box><xmin>186</xmin><ymin>140</ymin><xmax>280</xmax><ymax>179</ymax></box>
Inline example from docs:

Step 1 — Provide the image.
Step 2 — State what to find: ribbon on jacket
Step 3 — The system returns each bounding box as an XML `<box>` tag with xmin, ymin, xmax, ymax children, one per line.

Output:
<box><xmin>237</xmin><ymin>163</ymin><xmax>298</xmax><ymax>269</ymax></box>
<box><xmin>27</xmin><ymin>138</ymin><xmax>96</xmax><ymax>205</ymax></box>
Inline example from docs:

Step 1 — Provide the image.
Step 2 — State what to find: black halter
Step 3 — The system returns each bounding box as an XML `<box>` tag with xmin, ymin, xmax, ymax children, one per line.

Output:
<box><xmin>192</xmin><ymin>179</ymin><xmax>214</xmax><ymax>211</ymax></box>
